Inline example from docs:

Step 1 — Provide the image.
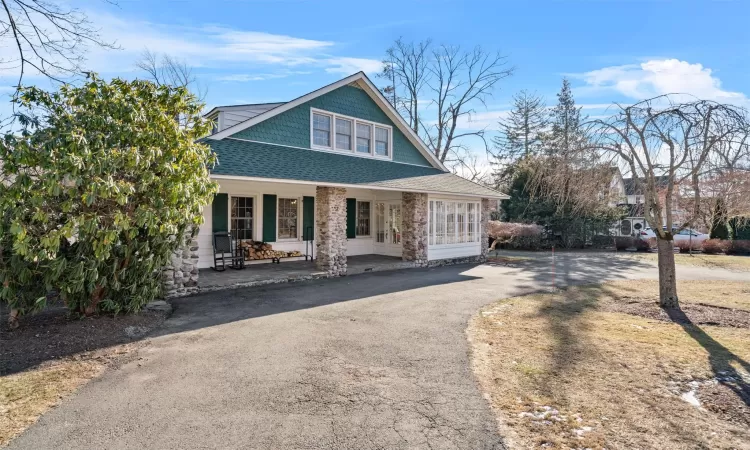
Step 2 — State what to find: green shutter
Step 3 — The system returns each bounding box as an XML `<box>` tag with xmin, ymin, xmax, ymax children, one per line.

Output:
<box><xmin>346</xmin><ymin>198</ymin><xmax>357</xmax><ymax>239</ymax></box>
<box><xmin>303</xmin><ymin>196</ymin><xmax>315</xmax><ymax>241</ymax></box>
<box><xmin>212</xmin><ymin>193</ymin><xmax>228</xmax><ymax>233</ymax></box>
<box><xmin>262</xmin><ymin>194</ymin><xmax>277</xmax><ymax>242</ymax></box>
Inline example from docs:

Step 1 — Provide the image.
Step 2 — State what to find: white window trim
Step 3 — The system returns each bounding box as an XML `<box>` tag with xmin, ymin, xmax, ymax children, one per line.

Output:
<box><xmin>310</xmin><ymin>107</ymin><xmax>393</xmax><ymax>161</ymax></box>
<box><xmin>276</xmin><ymin>196</ymin><xmax>301</xmax><ymax>242</ymax></box>
<box><xmin>355</xmin><ymin>200</ymin><xmax>372</xmax><ymax>238</ymax></box>
<box><xmin>427</xmin><ymin>199</ymin><xmax>481</xmax><ymax>248</ymax></box>
<box><xmin>228</xmin><ymin>194</ymin><xmax>258</xmax><ymax>241</ymax></box>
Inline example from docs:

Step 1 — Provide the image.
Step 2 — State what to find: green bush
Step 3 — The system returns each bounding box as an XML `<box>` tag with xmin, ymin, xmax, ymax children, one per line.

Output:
<box><xmin>0</xmin><ymin>76</ymin><xmax>218</xmax><ymax>318</ymax></box>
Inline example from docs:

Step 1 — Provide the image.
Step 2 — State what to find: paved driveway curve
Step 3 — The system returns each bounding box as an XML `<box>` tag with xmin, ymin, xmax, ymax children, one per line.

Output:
<box><xmin>9</xmin><ymin>253</ymin><xmax>748</xmax><ymax>449</ymax></box>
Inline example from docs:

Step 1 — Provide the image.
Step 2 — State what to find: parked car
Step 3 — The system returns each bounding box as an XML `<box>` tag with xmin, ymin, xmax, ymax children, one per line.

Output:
<box><xmin>640</xmin><ymin>227</ymin><xmax>709</xmax><ymax>243</ymax></box>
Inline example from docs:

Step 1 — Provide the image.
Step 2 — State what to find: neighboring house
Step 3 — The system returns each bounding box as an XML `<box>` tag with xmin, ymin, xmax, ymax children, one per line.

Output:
<box><xmin>168</xmin><ymin>72</ymin><xmax>506</xmax><ymax>294</ymax></box>
<box><xmin>610</xmin><ymin>170</ymin><xmax>687</xmax><ymax>236</ymax></box>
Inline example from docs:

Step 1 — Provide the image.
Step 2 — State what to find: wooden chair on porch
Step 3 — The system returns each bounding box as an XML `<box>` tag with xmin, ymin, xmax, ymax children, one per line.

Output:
<box><xmin>212</xmin><ymin>232</ymin><xmax>245</xmax><ymax>271</ymax></box>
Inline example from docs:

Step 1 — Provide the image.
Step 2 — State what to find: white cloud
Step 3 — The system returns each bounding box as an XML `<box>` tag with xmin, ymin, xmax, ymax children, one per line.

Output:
<box><xmin>324</xmin><ymin>57</ymin><xmax>383</xmax><ymax>75</ymax></box>
<box><xmin>0</xmin><ymin>10</ymin><xmax>381</xmax><ymax>79</ymax></box>
<box><xmin>577</xmin><ymin>59</ymin><xmax>748</xmax><ymax>105</ymax></box>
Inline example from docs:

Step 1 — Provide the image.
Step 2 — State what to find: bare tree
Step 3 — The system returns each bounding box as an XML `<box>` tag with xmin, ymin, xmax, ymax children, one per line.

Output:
<box><xmin>583</xmin><ymin>97</ymin><xmax>749</xmax><ymax>307</ymax></box>
<box><xmin>378</xmin><ymin>38</ymin><xmax>430</xmax><ymax>133</ymax></box>
<box><xmin>136</xmin><ymin>49</ymin><xmax>205</xmax><ymax>100</ymax></box>
<box><xmin>425</xmin><ymin>45</ymin><xmax>513</xmax><ymax>164</ymax></box>
<box><xmin>0</xmin><ymin>0</ymin><xmax>116</xmax><ymax>89</ymax></box>
<box><xmin>380</xmin><ymin>40</ymin><xmax>514</xmax><ymax>168</ymax></box>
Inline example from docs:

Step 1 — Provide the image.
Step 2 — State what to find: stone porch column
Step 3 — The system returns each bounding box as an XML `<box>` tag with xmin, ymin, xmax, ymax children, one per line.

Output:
<box><xmin>401</xmin><ymin>192</ymin><xmax>428</xmax><ymax>267</ymax></box>
<box><xmin>480</xmin><ymin>198</ymin><xmax>491</xmax><ymax>262</ymax></box>
<box><xmin>161</xmin><ymin>227</ymin><xmax>200</xmax><ymax>298</ymax></box>
<box><xmin>315</xmin><ymin>186</ymin><xmax>347</xmax><ymax>276</ymax></box>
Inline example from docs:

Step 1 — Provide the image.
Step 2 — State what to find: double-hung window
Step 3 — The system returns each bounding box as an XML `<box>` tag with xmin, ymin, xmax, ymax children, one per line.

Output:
<box><xmin>429</xmin><ymin>200</ymin><xmax>480</xmax><ymax>246</ymax></box>
<box><xmin>278</xmin><ymin>198</ymin><xmax>299</xmax><ymax>240</ymax></box>
<box><xmin>356</xmin><ymin>201</ymin><xmax>371</xmax><ymax>236</ymax></box>
<box><xmin>231</xmin><ymin>196</ymin><xmax>254</xmax><ymax>240</ymax></box>
<box><xmin>336</xmin><ymin>118</ymin><xmax>352</xmax><ymax>151</ymax></box>
<box><xmin>356</xmin><ymin>123</ymin><xmax>372</xmax><ymax>153</ymax></box>
<box><xmin>311</xmin><ymin>108</ymin><xmax>391</xmax><ymax>160</ymax></box>
<box><xmin>312</xmin><ymin>113</ymin><xmax>332</xmax><ymax>147</ymax></box>
<box><xmin>375</xmin><ymin>127</ymin><xmax>390</xmax><ymax>156</ymax></box>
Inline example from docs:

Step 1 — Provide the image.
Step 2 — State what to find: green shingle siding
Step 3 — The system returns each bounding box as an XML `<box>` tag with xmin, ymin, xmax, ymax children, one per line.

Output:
<box><xmin>230</xmin><ymin>85</ymin><xmax>432</xmax><ymax>167</ymax></box>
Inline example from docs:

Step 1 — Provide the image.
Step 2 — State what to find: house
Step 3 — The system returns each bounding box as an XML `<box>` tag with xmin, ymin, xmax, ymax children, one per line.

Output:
<box><xmin>163</xmin><ymin>72</ymin><xmax>507</xmax><ymax>296</ymax></box>
<box><xmin>610</xmin><ymin>170</ymin><xmax>686</xmax><ymax>236</ymax></box>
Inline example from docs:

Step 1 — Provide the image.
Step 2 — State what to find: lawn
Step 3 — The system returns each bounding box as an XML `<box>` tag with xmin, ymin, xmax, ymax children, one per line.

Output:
<box><xmin>468</xmin><ymin>280</ymin><xmax>750</xmax><ymax>450</ymax></box>
<box><xmin>0</xmin><ymin>307</ymin><xmax>168</xmax><ymax>446</ymax></box>
<box><xmin>624</xmin><ymin>252</ymin><xmax>750</xmax><ymax>272</ymax></box>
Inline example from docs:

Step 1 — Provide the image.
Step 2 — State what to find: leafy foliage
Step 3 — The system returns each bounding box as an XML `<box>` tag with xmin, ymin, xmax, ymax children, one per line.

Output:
<box><xmin>0</xmin><ymin>76</ymin><xmax>217</xmax><ymax>316</ymax></box>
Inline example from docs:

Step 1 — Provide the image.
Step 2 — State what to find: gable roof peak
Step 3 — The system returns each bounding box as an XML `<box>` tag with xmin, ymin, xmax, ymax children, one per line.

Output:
<box><xmin>207</xmin><ymin>71</ymin><xmax>447</xmax><ymax>171</ymax></box>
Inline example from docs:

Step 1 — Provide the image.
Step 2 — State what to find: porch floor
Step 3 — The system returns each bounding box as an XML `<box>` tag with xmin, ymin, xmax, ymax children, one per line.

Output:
<box><xmin>199</xmin><ymin>254</ymin><xmax>416</xmax><ymax>292</ymax></box>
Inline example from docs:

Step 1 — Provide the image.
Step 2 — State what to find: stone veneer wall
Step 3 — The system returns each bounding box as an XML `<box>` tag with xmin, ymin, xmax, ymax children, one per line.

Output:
<box><xmin>401</xmin><ymin>192</ymin><xmax>428</xmax><ymax>267</ymax></box>
<box><xmin>315</xmin><ymin>186</ymin><xmax>348</xmax><ymax>276</ymax></box>
<box><xmin>162</xmin><ymin>228</ymin><xmax>200</xmax><ymax>298</ymax></box>
<box><xmin>480</xmin><ymin>198</ymin><xmax>491</xmax><ymax>262</ymax></box>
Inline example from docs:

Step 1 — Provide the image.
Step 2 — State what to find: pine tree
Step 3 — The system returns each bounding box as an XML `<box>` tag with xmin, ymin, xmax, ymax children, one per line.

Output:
<box><xmin>494</xmin><ymin>90</ymin><xmax>547</xmax><ymax>160</ymax></box>
<box><xmin>546</xmin><ymin>78</ymin><xmax>587</xmax><ymax>156</ymax></box>
<box><xmin>492</xmin><ymin>90</ymin><xmax>547</xmax><ymax>187</ymax></box>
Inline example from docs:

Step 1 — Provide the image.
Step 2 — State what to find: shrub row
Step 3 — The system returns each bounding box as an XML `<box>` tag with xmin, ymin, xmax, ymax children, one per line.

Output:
<box><xmin>702</xmin><ymin>239</ymin><xmax>750</xmax><ymax>255</ymax></box>
<box><xmin>488</xmin><ymin>221</ymin><xmax>544</xmax><ymax>250</ymax></box>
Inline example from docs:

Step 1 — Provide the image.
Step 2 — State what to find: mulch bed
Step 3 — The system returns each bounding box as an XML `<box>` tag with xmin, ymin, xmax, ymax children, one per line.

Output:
<box><xmin>603</xmin><ymin>297</ymin><xmax>750</xmax><ymax>426</ymax></box>
<box><xmin>1</xmin><ymin>306</ymin><xmax>168</xmax><ymax>376</ymax></box>
<box><xmin>604</xmin><ymin>300</ymin><xmax>750</xmax><ymax>329</ymax></box>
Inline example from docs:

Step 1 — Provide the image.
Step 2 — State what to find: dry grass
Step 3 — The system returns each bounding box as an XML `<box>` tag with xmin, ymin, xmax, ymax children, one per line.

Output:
<box><xmin>0</xmin><ymin>360</ymin><xmax>103</xmax><ymax>446</ymax></box>
<box><xmin>624</xmin><ymin>252</ymin><xmax>750</xmax><ymax>272</ymax></box>
<box><xmin>469</xmin><ymin>280</ymin><xmax>750</xmax><ymax>450</ymax></box>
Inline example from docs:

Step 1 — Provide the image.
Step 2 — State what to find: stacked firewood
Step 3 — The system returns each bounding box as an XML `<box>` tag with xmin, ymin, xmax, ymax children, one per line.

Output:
<box><xmin>239</xmin><ymin>240</ymin><xmax>303</xmax><ymax>260</ymax></box>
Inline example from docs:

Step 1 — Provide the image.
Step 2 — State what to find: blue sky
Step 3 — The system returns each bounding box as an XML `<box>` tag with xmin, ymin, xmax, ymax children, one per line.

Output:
<box><xmin>2</xmin><ymin>0</ymin><xmax>749</xmax><ymax>164</ymax></box>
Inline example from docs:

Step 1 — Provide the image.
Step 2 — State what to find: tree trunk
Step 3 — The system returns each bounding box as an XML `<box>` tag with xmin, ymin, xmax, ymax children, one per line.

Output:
<box><xmin>656</xmin><ymin>238</ymin><xmax>679</xmax><ymax>308</ymax></box>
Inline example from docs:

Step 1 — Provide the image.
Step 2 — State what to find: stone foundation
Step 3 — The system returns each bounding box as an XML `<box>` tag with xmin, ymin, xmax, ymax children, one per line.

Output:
<box><xmin>161</xmin><ymin>228</ymin><xmax>200</xmax><ymax>298</ymax></box>
<box><xmin>315</xmin><ymin>186</ymin><xmax>348</xmax><ymax>276</ymax></box>
<box><xmin>401</xmin><ymin>192</ymin><xmax>428</xmax><ymax>267</ymax></box>
<box><xmin>427</xmin><ymin>255</ymin><xmax>485</xmax><ymax>267</ymax></box>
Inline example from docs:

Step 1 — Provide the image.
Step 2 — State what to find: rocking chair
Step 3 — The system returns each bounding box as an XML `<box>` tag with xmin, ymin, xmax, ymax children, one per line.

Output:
<box><xmin>212</xmin><ymin>232</ymin><xmax>245</xmax><ymax>271</ymax></box>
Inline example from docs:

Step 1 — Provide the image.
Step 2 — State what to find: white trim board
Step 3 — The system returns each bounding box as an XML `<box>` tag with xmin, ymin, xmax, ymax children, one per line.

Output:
<box><xmin>207</xmin><ymin>72</ymin><xmax>448</xmax><ymax>172</ymax></box>
<box><xmin>210</xmin><ymin>174</ymin><xmax>509</xmax><ymax>199</ymax></box>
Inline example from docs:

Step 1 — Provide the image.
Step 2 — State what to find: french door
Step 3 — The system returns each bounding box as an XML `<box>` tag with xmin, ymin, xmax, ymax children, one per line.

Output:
<box><xmin>375</xmin><ymin>201</ymin><xmax>402</xmax><ymax>256</ymax></box>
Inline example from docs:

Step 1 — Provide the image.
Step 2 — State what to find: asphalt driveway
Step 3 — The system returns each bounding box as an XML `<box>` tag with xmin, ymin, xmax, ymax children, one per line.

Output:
<box><xmin>8</xmin><ymin>253</ymin><xmax>748</xmax><ymax>449</ymax></box>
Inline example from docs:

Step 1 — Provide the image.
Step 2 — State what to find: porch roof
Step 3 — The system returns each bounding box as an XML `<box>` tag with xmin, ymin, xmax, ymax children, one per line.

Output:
<box><xmin>205</xmin><ymin>138</ymin><xmax>507</xmax><ymax>199</ymax></box>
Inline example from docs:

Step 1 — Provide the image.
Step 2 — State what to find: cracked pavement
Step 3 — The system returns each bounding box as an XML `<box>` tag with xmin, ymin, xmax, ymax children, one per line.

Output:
<box><xmin>9</xmin><ymin>253</ymin><xmax>748</xmax><ymax>449</ymax></box>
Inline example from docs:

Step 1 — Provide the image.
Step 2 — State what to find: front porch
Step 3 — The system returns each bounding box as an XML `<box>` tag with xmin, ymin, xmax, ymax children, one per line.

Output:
<box><xmin>198</xmin><ymin>254</ymin><xmax>416</xmax><ymax>292</ymax></box>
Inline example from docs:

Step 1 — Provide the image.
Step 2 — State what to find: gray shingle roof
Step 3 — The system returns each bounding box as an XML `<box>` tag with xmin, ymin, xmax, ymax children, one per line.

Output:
<box><xmin>206</xmin><ymin>138</ymin><xmax>506</xmax><ymax>198</ymax></box>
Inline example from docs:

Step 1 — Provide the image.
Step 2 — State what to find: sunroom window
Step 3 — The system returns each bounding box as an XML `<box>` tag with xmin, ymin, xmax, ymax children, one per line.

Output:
<box><xmin>429</xmin><ymin>200</ymin><xmax>480</xmax><ymax>246</ymax></box>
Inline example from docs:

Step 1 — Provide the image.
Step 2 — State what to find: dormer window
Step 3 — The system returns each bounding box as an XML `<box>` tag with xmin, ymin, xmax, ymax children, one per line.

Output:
<box><xmin>312</xmin><ymin>113</ymin><xmax>332</xmax><ymax>147</ymax></box>
<box><xmin>311</xmin><ymin>108</ymin><xmax>392</xmax><ymax>160</ymax></box>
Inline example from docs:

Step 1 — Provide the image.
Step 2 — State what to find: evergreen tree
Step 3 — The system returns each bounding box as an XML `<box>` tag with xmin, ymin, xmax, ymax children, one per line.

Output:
<box><xmin>494</xmin><ymin>90</ymin><xmax>547</xmax><ymax>160</ymax></box>
<box><xmin>546</xmin><ymin>78</ymin><xmax>587</xmax><ymax>156</ymax></box>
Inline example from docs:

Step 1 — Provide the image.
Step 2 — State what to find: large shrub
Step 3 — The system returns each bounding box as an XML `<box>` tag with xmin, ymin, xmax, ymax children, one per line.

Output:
<box><xmin>0</xmin><ymin>76</ymin><xmax>218</xmax><ymax>320</ymax></box>
<box><xmin>701</xmin><ymin>239</ymin><xmax>728</xmax><ymax>255</ymax></box>
<box><xmin>488</xmin><ymin>221</ymin><xmax>543</xmax><ymax>250</ymax></box>
<box><xmin>676</xmin><ymin>240</ymin><xmax>702</xmax><ymax>253</ymax></box>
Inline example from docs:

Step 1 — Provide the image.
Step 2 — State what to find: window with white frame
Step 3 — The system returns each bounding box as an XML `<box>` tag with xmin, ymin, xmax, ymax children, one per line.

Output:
<box><xmin>429</xmin><ymin>200</ymin><xmax>480</xmax><ymax>246</ymax></box>
<box><xmin>231</xmin><ymin>196</ymin><xmax>254</xmax><ymax>240</ymax></box>
<box><xmin>375</xmin><ymin>127</ymin><xmax>390</xmax><ymax>156</ymax></box>
<box><xmin>335</xmin><ymin>118</ymin><xmax>352</xmax><ymax>150</ymax></box>
<box><xmin>311</xmin><ymin>108</ymin><xmax>392</xmax><ymax>159</ymax></box>
<box><xmin>312</xmin><ymin>113</ymin><xmax>331</xmax><ymax>147</ymax></box>
<box><xmin>277</xmin><ymin>198</ymin><xmax>299</xmax><ymax>239</ymax></box>
<box><xmin>356</xmin><ymin>201</ymin><xmax>371</xmax><ymax>236</ymax></box>
<box><xmin>356</xmin><ymin>123</ymin><xmax>371</xmax><ymax>153</ymax></box>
